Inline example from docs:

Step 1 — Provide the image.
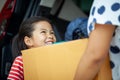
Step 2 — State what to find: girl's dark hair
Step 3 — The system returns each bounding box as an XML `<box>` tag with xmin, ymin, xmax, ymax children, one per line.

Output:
<box><xmin>12</xmin><ymin>16</ymin><xmax>54</xmax><ymax>59</ymax></box>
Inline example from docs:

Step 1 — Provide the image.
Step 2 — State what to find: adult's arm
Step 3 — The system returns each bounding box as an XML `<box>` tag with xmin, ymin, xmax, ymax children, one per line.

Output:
<box><xmin>74</xmin><ymin>24</ymin><xmax>115</xmax><ymax>80</ymax></box>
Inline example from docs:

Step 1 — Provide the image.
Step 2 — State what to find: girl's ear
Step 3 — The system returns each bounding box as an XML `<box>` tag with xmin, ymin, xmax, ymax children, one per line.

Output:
<box><xmin>24</xmin><ymin>36</ymin><xmax>33</xmax><ymax>48</ymax></box>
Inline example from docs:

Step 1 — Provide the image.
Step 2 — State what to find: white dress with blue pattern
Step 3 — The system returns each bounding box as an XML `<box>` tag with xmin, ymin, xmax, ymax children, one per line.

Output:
<box><xmin>87</xmin><ymin>0</ymin><xmax>120</xmax><ymax>80</ymax></box>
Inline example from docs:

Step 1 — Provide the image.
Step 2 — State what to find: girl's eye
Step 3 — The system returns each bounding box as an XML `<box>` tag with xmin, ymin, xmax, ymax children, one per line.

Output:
<box><xmin>41</xmin><ymin>31</ymin><xmax>46</xmax><ymax>33</ymax></box>
<box><xmin>51</xmin><ymin>31</ymin><xmax>54</xmax><ymax>34</ymax></box>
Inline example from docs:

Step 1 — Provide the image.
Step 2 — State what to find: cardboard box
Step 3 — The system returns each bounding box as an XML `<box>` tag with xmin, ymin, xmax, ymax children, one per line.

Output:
<box><xmin>22</xmin><ymin>39</ymin><xmax>112</xmax><ymax>80</ymax></box>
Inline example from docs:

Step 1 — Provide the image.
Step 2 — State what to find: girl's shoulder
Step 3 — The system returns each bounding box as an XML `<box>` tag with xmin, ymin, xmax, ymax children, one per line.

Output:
<box><xmin>14</xmin><ymin>55</ymin><xmax>23</xmax><ymax>62</ymax></box>
<box><xmin>16</xmin><ymin>55</ymin><xmax>22</xmax><ymax>58</ymax></box>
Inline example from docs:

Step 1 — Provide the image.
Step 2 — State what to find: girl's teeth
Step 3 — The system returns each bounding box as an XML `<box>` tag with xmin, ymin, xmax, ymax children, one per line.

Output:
<box><xmin>46</xmin><ymin>42</ymin><xmax>53</xmax><ymax>45</ymax></box>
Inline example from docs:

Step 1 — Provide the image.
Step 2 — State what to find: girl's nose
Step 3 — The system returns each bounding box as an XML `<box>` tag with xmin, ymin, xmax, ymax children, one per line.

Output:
<box><xmin>47</xmin><ymin>34</ymin><xmax>53</xmax><ymax>39</ymax></box>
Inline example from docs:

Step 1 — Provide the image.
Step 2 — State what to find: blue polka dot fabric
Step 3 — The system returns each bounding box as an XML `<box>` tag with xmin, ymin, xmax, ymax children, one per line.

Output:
<box><xmin>87</xmin><ymin>0</ymin><xmax>120</xmax><ymax>80</ymax></box>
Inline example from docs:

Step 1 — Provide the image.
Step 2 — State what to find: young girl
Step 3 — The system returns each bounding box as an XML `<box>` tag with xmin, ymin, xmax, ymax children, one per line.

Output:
<box><xmin>7</xmin><ymin>16</ymin><xmax>56</xmax><ymax>80</ymax></box>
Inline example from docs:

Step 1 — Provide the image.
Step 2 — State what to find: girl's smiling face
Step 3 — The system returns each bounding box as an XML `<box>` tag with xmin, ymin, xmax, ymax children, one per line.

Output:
<box><xmin>24</xmin><ymin>21</ymin><xmax>56</xmax><ymax>48</ymax></box>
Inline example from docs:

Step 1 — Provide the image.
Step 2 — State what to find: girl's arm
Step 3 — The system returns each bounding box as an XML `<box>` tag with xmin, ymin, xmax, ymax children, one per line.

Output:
<box><xmin>74</xmin><ymin>24</ymin><xmax>115</xmax><ymax>80</ymax></box>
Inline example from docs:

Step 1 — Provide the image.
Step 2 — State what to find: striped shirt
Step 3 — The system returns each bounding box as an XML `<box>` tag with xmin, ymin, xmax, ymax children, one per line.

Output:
<box><xmin>7</xmin><ymin>56</ymin><xmax>24</xmax><ymax>80</ymax></box>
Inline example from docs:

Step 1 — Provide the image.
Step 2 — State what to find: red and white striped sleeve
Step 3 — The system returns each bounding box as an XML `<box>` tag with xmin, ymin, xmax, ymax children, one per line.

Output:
<box><xmin>7</xmin><ymin>56</ymin><xmax>24</xmax><ymax>80</ymax></box>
